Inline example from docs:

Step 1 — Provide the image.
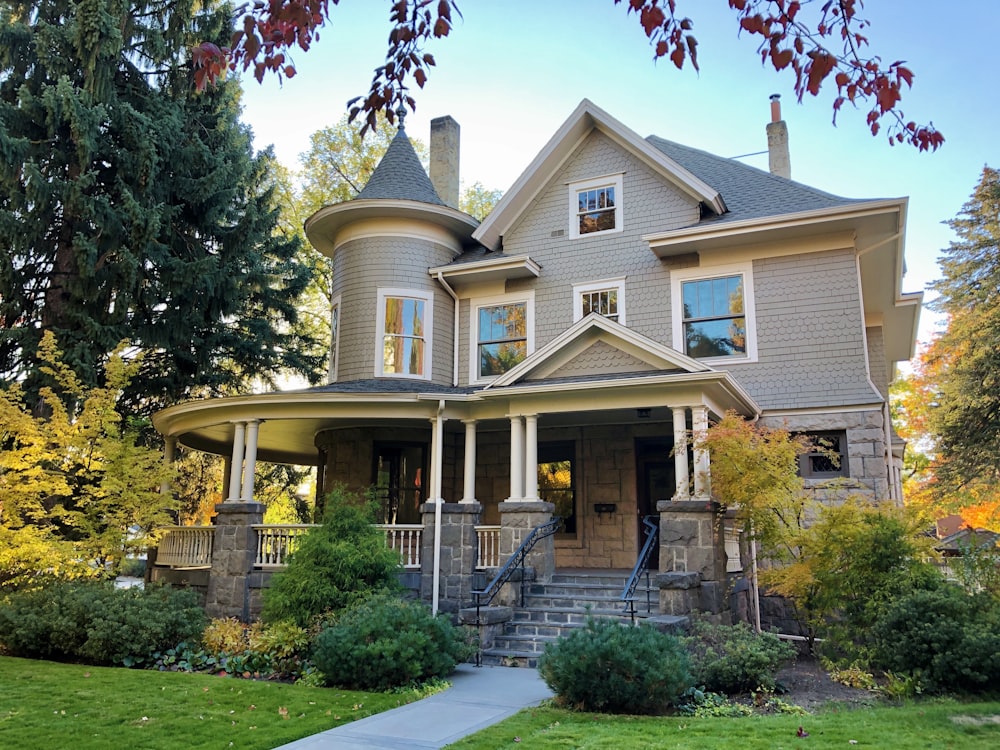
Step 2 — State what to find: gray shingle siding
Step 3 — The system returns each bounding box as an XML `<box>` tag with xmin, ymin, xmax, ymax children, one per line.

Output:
<box><xmin>332</xmin><ymin>235</ymin><xmax>455</xmax><ymax>384</ymax></box>
<box><xmin>866</xmin><ymin>326</ymin><xmax>889</xmax><ymax>399</ymax></box>
<box><xmin>503</xmin><ymin>131</ymin><xmax>696</xmax><ymax>349</ymax></box>
<box><xmin>732</xmin><ymin>250</ymin><xmax>880</xmax><ymax>410</ymax></box>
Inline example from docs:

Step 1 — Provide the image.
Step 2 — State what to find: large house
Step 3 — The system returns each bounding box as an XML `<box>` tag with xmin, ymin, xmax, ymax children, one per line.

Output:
<box><xmin>152</xmin><ymin>98</ymin><xmax>921</xmax><ymax>624</ymax></box>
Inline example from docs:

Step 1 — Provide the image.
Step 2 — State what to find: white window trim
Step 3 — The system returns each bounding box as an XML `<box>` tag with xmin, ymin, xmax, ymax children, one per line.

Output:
<box><xmin>670</xmin><ymin>261</ymin><xmax>758</xmax><ymax>363</ymax></box>
<box><xmin>573</xmin><ymin>277</ymin><xmax>626</xmax><ymax>325</ymax></box>
<box><xmin>469</xmin><ymin>290</ymin><xmax>535</xmax><ymax>385</ymax></box>
<box><xmin>327</xmin><ymin>293</ymin><xmax>342</xmax><ymax>383</ymax></box>
<box><xmin>375</xmin><ymin>287</ymin><xmax>434</xmax><ymax>379</ymax></box>
<box><xmin>568</xmin><ymin>173</ymin><xmax>624</xmax><ymax>239</ymax></box>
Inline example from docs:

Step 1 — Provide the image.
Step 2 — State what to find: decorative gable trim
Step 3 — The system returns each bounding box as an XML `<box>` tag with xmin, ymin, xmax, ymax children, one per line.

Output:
<box><xmin>473</xmin><ymin>99</ymin><xmax>727</xmax><ymax>251</ymax></box>
<box><xmin>485</xmin><ymin>313</ymin><xmax>712</xmax><ymax>389</ymax></box>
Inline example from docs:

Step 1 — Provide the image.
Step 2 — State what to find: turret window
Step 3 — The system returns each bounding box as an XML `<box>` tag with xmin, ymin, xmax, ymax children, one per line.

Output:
<box><xmin>376</xmin><ymin>288</ymin><xmax>433</xmax><ymax>378</ymax></box>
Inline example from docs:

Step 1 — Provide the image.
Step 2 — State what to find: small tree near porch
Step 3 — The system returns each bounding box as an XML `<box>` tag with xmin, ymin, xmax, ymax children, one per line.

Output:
<box><xmin>694</xmin><ymin>411</ymin><xmax>810</xmax><ymax>631</ymax></box>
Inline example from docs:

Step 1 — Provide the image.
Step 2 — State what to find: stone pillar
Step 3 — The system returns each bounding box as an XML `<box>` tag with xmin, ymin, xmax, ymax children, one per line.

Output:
<box><xmin>240</xmin><ymin>420</ymin><xmax>260</xmax><ymax>503</ymax></box>
<box><xmin>524</xmin><ymin>414</ymin><xmax>539</xmax><ymax>501</ymax></box>
<box><xmin>204</xmin><ymin>501</ymin><xmax>265</xmax><ymax>621</ymax></box>
<box><xmin>656</xmin><ymin>499</ymin><xmax>728</xmax><ymax>621</ymax></box>
<box><xmin>461</xmin><ymin>419</ymin><xmax>477</xmax><ymax>503</ymax></box>
<box><xmin>508</xmin><ymin>415</ymin><xmax>524</xmax><ymax>501</ymax></box>
<box><xmin>672</xmin><ymin>407</ymin><xmax>689</xmax><ymax>500</ymax></box>
<box><xmin>226</xmin><ymin>422</ymin><xmax>246</xmax><ymax>503</ymax></box>
<box><xmin>419</xmin><ymin>501</ymin><xmax>481</xmax><ymax>614</ymax></box>
<box><xmin>498</xmin><ymin>500</ymin><xmax>556</xmax><ymax>595</ymax></box>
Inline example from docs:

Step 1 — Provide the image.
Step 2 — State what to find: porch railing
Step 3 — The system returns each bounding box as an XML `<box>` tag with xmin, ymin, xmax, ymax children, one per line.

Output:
<box><xmin>156</xmin><ymin>526</ymin><xmax>214</xmax><ymax>568</ymax></box>
<box><xmin>154</xmin><ymin>523</ymin><xmax>426</xmax><ymax>570</ymax></box>
<box><xmin>376</xmin><ymin>523</ymin><xmax>423</xmax><ymax>569</ymax></box>
<box><xmin>254</xmin><ymin>524</ymin><xmax>313</xmax><ymax>568</ymax></box>
<box><xmin>476</xmin><ymin>525</ymin><xmax>501</xmax><ymax>570</ymax></box>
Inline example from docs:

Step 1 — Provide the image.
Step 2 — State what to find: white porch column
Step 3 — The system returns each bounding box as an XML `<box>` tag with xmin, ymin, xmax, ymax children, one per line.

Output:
<box><xmin>430</xmin><ymin>413</ymin><xmax>445</xmax><ymax>501</ymax></box>
<box><xmin>226</xmin><ymin>421</ymin><xmax>246</xmax><ymax>502</ymax></box>
<box><xmin>508</xmin><ymin>415</ymin><xmax>525</xmax><ymax>501</ymax></box>
<box><xmin>160</xmin><ymin>436</ymin><xmax>177</xmax><ymax>496</ymax></box>
<box><xmin>461</xmin><ymin>419</ymin><xmax>477</xmax><ymax>503</ymax></box>
<box><xmin>239</xmin><ymin>420</ymin><xmax>260</xmax><ymax>503</ymax></box>
<box><xmin>524</xmin><ymin>414</ymin><xmax>539</xmax><ymax>501</ymax></box>
<box><xmin>672</xmin><ymin>407</ymin><xmax>690</xmax><ymax>500</ymax></box>
<box><xmin>692</xmin><ymin>406</ymin><xmax>711</xmax><ymax>498</ymax></box>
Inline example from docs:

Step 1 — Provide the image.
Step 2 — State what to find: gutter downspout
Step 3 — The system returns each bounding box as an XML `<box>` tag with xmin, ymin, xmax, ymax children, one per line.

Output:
<box><xmin>436</xmin><ymin>272</ymin><xmax>460</xmax><ymax>386</ymax></box>
<box><xmin>431</xmin><ymin>399</ymin><xmax>445</xmax><ymax>615</ymax></box>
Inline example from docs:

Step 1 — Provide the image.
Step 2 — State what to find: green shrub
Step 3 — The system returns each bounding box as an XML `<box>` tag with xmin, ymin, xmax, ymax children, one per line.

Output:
<box><xmin>312</xmin><ymin>594</ymin><xmax>470</xmax><ymax>690</ymax></box>
<box><xmin>262</xmin><ymin>486</ymin><xmax>402</xmax><ymax>627</ymax></box>
<box><xmin>682</xmin><ymin>621</ymin><xmax>796</xmax><ymax>693</ymax></box>
<box><xmin>0</xmin><ymin>581</ymin><xmax>205</xmax><ymax>665</ymax></box>
<box><xmin>538</xmin><ymin>618</ymin><xmax>692</xmax><ymax>714</ymax></box>
<box><xmin>199</xmin><ymin>617</ymin><xmax>313</xmax><ymax>680</ymax></box>
<box><xmin>871</xmin><ymin>583</ymin><xmax>1000</xmax><ymax>692</ymax></box>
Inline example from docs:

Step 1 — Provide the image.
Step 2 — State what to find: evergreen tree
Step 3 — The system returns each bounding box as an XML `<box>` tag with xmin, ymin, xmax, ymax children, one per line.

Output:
<box><xmin>925</xmin><ymin>166</ymin><xmax>1000</xmax><ymax>503</ymax></box>
<box><xmin>0</xmin><ymin>0</ymin><xmax>323</xmax><ymax>413</ymax></box>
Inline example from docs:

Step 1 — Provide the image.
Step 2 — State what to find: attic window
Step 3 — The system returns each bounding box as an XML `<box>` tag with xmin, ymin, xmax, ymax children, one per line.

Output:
<box><xmin>569</xmin><ymin>174</ymin><xmax>623</xmax><ymax>238</ymax></box>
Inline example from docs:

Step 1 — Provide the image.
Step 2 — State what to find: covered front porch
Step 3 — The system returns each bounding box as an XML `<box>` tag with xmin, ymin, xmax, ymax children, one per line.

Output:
<box><xmin>150</xmin><ymin>317</ymin><xmax>759</xmax><ymax>620</ymax></box>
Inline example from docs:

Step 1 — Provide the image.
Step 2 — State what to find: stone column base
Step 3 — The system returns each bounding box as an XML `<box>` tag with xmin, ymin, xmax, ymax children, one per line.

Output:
<box><xmin>498</xmin><ymin>501</ymin><xmax>556</xmax><ymax>594</ymax></box>
<box><xmin>204</xmin><ymin>502</ymin><xmax>266</xmax><ymax>622</ymax></box>
<box><xmin>420</xmin><ymin>502</ymin><xmax>482</xmax><ymax>615</ymax></box>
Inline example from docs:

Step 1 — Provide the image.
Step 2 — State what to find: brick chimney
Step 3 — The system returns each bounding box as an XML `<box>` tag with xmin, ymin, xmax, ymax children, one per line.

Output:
<box><xmin>430</xmin><ymin>116</ymin><xmax>460</xmax><ymax>208</ymax></box>
<box><xmin>766</xmin><ymin>94</ymin><xmax>791</xmax><ymax>179</ymax></box>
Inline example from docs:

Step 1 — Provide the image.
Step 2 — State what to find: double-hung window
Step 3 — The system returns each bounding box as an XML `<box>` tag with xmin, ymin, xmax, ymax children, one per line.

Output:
<box><xmin>569</xmin><ymin>175</ymin><xmax>623</xmax><ymax>238</ymax></box>
<box><xmin>573</xmin><ymin>278</ymin><xmax>626</xmax><ymax>324</ymax></box>
<box><xmin>671</xmin><ymin>263</ymin><xmax>757</xmax><ymax>361</ymax></box>
<box><xmin>471</xmin><ymin>292</ymin><xmax>534</xmax><ymax>382</ymax></box>
<box><xmin>377</xmin><ymin>288</ymin><xmax>432</xmax><ymax>378</ymax></box>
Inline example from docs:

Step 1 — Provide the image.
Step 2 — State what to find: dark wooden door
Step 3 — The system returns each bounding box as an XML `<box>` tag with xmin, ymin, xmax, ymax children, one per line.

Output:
<box><xmin>635</xmin><ymin>438</ymin><xmax>674</xmax><ymax>571</ymax></box>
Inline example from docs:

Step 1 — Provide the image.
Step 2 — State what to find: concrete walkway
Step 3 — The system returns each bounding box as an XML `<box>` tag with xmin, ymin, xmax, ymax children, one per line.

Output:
<box><xmin>276</xmin><ymin>665</ymin><xmax>554</xmax><ymax>749</ymax></box>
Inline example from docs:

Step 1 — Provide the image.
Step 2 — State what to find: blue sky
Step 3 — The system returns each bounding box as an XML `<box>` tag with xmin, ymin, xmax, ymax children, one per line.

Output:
<box><xmin>239</xmin><ymin>0</ymin><xmax>998</xmax><ymax>346</ymax></box>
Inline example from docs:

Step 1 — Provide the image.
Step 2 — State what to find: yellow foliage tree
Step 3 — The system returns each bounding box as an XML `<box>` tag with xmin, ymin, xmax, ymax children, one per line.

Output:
<box><xmin>0</xmin><ymin>333</ymin><xmax>175</xmax><ymax>589</ymax></box>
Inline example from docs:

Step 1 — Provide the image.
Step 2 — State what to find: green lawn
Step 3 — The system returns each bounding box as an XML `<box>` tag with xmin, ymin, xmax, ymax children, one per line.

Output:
<box><xmin>447</xmin><ymin>701</ymin><xmax>1000</xmax><ymax>749</ymax></box>
<box><xmin>0</xmin><ymin>656</ymin><xmax>431</xmax><ymax>750</ymax></box>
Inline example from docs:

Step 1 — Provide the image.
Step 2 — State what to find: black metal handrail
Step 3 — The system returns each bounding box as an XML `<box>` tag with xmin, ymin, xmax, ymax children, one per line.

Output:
<box><xmin>470</xmin><ymin>516</ymin><xmax>562</xmax><ymax>666</ymax></box>
<box><xmin>621</xmin><ymin>515</ymin><xmax>659</xmax><ymax>622</ymax></box>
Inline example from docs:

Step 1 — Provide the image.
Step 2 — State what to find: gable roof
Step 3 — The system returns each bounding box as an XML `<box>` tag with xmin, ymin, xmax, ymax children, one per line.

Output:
<box><xmin>486</xmin><ymin>313</ymin><xmax>712</xmax><ymax>388</ymax></box>
<box><xmin>645</xmin><ymin>136</ymin><xmax>866</xmax><ymax>225</ymax></box>
<box><xmin>355</xmin><ymin>124</ymin><xmax>445</xmax><ymax>205</ymax></box>
<box><xmin>473</xmin><ymin>99</ymin><xmax>727</xmax><ymax>250</ymax></box>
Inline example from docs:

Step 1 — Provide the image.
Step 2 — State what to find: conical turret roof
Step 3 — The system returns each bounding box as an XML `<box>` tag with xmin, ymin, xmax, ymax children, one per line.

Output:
<box><xmin>356</xmin><ymin>123</ymin><xmax>445</xmax><ymax>205</ymax></box>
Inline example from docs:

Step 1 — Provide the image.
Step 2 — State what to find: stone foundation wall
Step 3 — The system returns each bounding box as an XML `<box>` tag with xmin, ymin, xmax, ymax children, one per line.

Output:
<box><xmin>759</xmin><ymin>408</ymin><xmax>889</xmax><ymax>501</ymax></box>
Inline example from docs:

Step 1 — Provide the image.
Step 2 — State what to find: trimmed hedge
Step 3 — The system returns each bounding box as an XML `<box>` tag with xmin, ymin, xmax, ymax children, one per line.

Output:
<box><xmin>0</xmin><ymin>581</ymin><xmax>205</xmax><ymax>666</ymax></box>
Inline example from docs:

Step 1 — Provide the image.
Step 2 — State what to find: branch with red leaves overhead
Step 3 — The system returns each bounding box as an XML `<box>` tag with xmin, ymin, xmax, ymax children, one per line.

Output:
<box><xmin>620</xmin><ymin>0</ymin><xmax>942</xmax><ymax>151</ymax></box>
<box><xmin>192</xmin><ymin>0</ymin><xmax>942</xmax><ymax>150</ymax></box>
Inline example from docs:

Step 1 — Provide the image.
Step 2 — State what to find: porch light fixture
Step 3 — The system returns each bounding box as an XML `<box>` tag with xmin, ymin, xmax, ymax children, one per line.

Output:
<box><xmin>636</xmin><ymin>408</ymin><xmax>652</xmax><ymax>419</ymax></box>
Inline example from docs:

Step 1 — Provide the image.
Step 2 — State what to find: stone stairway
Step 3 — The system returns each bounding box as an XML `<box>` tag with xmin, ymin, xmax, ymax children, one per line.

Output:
<box><xmin>478</xmin><ymin>570</ymin><xmax>661</xmax><ymax>668</ymax></box>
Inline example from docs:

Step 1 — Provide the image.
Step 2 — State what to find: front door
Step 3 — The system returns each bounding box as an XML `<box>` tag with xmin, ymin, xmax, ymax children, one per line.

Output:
<box><xmin>635</xmin><ymin>438</ymin><xmax>674</xmax><ymax>571</ymax></box>
<box><xmin>372</xmin><ymin>443</ymin><xmax>426</xmax><ymax>524</ymax></box>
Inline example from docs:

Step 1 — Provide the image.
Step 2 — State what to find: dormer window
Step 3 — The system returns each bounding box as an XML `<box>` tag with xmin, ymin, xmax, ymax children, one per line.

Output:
<box><xmin>376</xmin><ymin>288</ymin><xmax>433</xmax><ymax>378</ymax></box>
<box><xmin>569</xmin><ymin>174</ymin><xmax>624</xmax><ymax>238</ymax></box>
